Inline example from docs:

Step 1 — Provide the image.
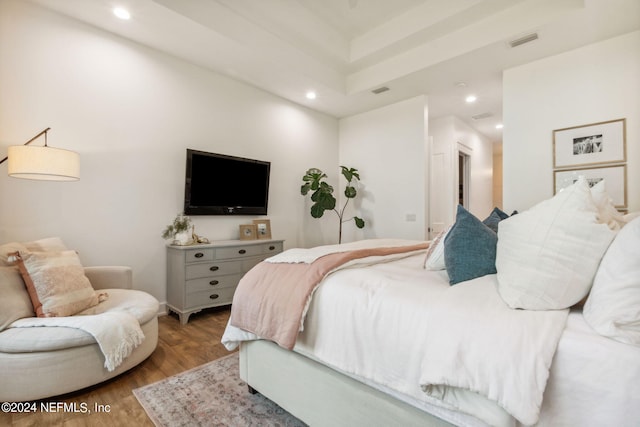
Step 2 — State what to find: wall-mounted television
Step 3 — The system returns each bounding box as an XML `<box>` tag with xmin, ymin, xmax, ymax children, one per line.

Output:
<box><xmin>184</xmin><ymin>149</ymin><xmax>270</xmax><ymax>215</ymax></box>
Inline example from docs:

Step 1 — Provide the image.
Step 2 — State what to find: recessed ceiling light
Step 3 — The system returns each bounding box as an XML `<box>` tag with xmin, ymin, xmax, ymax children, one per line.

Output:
<box><xmin>495</xmin><ymin>124</ymin><xmax>504</xmax><ymax>129</ymax></box>
<box><xmin>306</xmin><ymin>91</ymin><xmax>317</xmax><ymax>100</ymax></box>
<box><xmin>113</xmin><ymin>7</ymin><xmax>131</xmax><ymax>20</ymax></box>
<box><xmin>465</xmin><ymin>95</ymin><xmax>477</xmax><ymax>103</ymax></box>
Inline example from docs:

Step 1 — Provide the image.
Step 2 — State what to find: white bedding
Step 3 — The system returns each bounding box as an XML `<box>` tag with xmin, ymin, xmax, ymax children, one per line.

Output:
<box><xmin>417</xmin><ymin>275</ymin><xmax>567</xmax><ymax>425</ymax></box>
<box><xmin>223</xmin><ymin>252</ymin><xmax>640</xmax><ymax>426</ymax></box>
<box><xmin>537</xmin><ymin>310</ymin><xmax>640</xmax><ymax>426</ymax></box>
<box><xmin>294</xmin><ymin>253</ymin><xmax>567</xmax><ymax>426</ymax></box>
<box><xmin>265</xmin><ymin>238</ymin><xmax>426</xmax><ymax>264</ymax></box>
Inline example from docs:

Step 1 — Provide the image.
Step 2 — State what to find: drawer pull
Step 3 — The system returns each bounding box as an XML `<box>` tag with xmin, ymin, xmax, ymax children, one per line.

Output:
<box><xmin>238</xmin><ymin>249</ymin><xmax>247</xmax><ymax>254</ymax></box>
<box><xmin>209</xmin><ymin>294</ymin><xmax>219</xmax><ymax>300</ymax></box>
<box><xmin>268</xmin><ymin>245</ymin><xmax>275</xmax><ymax>251</ymax></box>
<box><xmin>210</xmin><ymin>266</ymin><xmax>219</xmax><ymax>272</ymax></box>
<box><xmin>209</xmin><ymin>280</ymin><xmax>219</xmax><ymax>286</ymax></box>
<box><xmin>194</xmin><ymin>252</ymin><xmax>204</xmax><ymax>258</ymax></box>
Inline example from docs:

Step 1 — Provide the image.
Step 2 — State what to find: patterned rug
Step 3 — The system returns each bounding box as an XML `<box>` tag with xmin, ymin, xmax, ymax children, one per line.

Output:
<box><xmin>133</xmin><ymin>353</ymin><xmax>306</xmax><ymax>426</ymax></box>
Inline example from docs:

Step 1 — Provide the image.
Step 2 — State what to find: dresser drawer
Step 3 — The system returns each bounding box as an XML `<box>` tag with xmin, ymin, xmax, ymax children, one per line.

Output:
<box><xmin>186</xmin><ymin>260</ymin><xmax>242</xmax><ymax>280</ymax></box>
<box><xmin>186</xmin><ymin>274</ymin><xmax>242</xmax><ymax>292</ymax></box>
<box><xmin>216</xmin><ymin>245</ymin><xmax>263</xmax><ymax>260</ymax></box>
<box><xmin>185</xmin><ymin>248</ymin><xmax>214</xmax><ymax>262</ymax></box>
<box><xmin>262</xmin><ymin>242</ymin><xmax>283</xmax><ymax>254</ymax></box>
<box><xmin>186</xmin><ymin>287</ymin><xmax>237</xmax><ymax>308</ymax></box>
<box><xmin>242</xmin><ymin>257</ymin><xmax>266</xmax><ymax>271</ymax></box>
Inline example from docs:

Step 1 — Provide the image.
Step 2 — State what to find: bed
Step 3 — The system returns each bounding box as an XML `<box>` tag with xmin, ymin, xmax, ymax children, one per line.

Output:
<box><xmin>222</xmin><ymin>179</ymin><xmax>640</xmax><ymax>427</ymax></box>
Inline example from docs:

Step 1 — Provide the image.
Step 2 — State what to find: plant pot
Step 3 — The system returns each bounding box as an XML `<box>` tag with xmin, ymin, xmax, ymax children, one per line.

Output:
<box><xmin>173</xmin><ymin>231</ymin><xmax>192</xmax><ymax>246</ymax></box>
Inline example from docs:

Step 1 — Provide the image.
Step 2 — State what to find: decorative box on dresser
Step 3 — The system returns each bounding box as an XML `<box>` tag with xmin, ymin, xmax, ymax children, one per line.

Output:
<box><xmin>166</xmin><ymin>239</ymin><xmax>284</xmax><ymax>324</ymax></box>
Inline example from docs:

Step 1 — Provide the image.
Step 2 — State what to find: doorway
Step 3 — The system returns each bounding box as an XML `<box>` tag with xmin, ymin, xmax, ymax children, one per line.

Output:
<box><xmin>458</xmin><ymin>151</ymin><xmax>470</xmax><ymax>208</ymax></box>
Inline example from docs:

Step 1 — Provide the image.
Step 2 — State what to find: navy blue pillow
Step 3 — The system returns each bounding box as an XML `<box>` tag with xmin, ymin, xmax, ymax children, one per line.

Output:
<box><xmin>444</xmin><ymin>205</ymin><xmax>498</xmax><ymax>285</ymax></box>
<box><xmin>482</xmin><ymin>207</ymin><xmax>509</xmax><ymax>232</ymax></box>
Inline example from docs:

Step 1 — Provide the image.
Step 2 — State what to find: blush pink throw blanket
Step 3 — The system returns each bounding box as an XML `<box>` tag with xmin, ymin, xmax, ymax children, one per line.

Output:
<box><xmin>230</xmin><ymin>243</ymin><xmax>428</xmax><ymax>350</ymax></box>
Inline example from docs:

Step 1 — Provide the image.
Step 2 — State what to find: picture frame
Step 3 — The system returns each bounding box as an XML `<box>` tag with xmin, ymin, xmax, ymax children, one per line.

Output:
<box><xmin>253</xmin><ymin>219</ymin><xmax>272</xmax><ymax>240</ymax></box>
<box><xmin>553</xmin><ymin>118</ymin><xmax>626</xmax><ymax>169</ymax></box>
<box><xmin>554</xmin><ymin>164</ymin><xmax>627</xmax><ymax>208</ymax></box>
<box><xmin>239</xmin><ymin>224</ymin><xmax>257</xmax><ymax>240</ymax></box>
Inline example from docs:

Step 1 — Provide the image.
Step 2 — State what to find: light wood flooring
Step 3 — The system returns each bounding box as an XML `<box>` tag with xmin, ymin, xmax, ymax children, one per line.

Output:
<box><xmin>1</xmin><ymin>307</ymin><xmax>234</xmax><ymax>427</ymax></box>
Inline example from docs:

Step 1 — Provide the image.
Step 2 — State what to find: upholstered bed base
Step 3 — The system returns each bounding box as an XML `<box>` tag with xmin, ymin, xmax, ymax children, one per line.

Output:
<box><xmin>239</xmin><ymin>340</ymin><xmax>452</xmax><ymax>427</ymax></box>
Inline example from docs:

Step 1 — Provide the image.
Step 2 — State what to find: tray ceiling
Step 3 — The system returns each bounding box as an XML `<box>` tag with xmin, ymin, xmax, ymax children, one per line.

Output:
<box><xmin>26</xmin><ymin>0</ymin><xmax>640</xmax><ymax>142</ymax></box>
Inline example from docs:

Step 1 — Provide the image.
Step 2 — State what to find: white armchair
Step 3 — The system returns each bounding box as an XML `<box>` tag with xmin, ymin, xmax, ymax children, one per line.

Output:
<box><xmin>0</xmin><ymin>239</ymin><xmax>159</xmax><ymax>402</ymax></box>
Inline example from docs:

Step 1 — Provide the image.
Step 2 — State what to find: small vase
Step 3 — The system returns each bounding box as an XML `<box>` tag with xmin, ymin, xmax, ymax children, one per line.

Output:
<box><xmin>173</xmin><ymin>231</ymin><xmax>192</xmax><ymax>246</ymax></box>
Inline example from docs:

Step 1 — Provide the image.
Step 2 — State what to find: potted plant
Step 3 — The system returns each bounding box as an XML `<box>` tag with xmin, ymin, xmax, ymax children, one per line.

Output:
<box><xmin>162</xmin><ymin>213</ymin><xmax>193</xmax><ymax>245</ymax></box>
<box><xmin>300</xmin><ymin>166</ymin><xmax>365</xmax><ymax>243</ymax></box>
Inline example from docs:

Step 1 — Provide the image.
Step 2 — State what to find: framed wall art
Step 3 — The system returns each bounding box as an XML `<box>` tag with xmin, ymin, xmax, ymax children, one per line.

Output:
<box><xmin>554</xmin><ymin>164</ymin><xmax>627</xmax><ymax>208</ymax></box>
<box><xmin>239</xmin><ymin>224</ymin><xmax>257</xmax><ymax>240</ymax></box>
<box><xmin>553</xmin><ymin>118</ymin><xmax>626</xmax><ymax>169</ymax></box>
<box><xmin>253</xmin><ymin>219</ymin><xmax>272</xmax><ymax>240</ymax></box>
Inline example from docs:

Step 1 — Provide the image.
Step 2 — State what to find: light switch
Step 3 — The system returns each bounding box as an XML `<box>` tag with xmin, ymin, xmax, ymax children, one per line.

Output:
<box><xmin>405</xmin><ymin>213</ymin><xmax>416</xmax><ymax>222</ymax></box>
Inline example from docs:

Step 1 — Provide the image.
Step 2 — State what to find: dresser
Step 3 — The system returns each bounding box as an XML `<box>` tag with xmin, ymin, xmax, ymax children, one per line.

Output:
<box><xmin>166</xmin><ymin>239</ymin><xmax>284</xmax><ymax>324</ymax></box>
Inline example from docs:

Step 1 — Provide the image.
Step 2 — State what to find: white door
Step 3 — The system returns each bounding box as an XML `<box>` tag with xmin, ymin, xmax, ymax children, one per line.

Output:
<box><xmin>428</xmin><ymin>137</ymin><xmax>454</xmax><ymax>239</ymax></box>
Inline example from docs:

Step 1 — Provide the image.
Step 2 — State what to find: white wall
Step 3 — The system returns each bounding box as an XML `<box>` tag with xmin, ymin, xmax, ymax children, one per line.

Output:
<box><xmin>338</xmin><ymin>96</ymin><xmax>428</xmax><ymax>242</ymax></box>
<box><xmin>0</xmin><ymin>1</ymin><xmax>339</xmax><ymax>304</ymax></box>
<box><xmin>493</xmin><ymin>144</ymin><xmax>503</xmax><ymax>209</ymax></box>
<box><xmin>503</xmin><ymin>30</ymin><xmax>640</xmax><ymax>212</ymax></box>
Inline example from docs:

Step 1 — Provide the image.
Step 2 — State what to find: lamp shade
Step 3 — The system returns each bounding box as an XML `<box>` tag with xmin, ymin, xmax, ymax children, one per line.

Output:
<box><xmin>7</xmin><ymin>145</ymin><xmax>80</xmax><ymax>181</ymax></box>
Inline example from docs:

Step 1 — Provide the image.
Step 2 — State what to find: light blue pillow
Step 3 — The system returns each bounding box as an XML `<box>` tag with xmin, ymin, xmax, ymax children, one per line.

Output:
<box><xmin>444</xmin><ymin>205</ymin><xmax>498</xmax><ymax>285</ymax></box>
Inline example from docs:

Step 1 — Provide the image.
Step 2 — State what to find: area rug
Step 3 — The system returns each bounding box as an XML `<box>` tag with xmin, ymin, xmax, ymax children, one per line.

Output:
<box><xmin>133</xmin><ymin>353</ymin><xmax>306</xmax><ymax>426</ymax></box>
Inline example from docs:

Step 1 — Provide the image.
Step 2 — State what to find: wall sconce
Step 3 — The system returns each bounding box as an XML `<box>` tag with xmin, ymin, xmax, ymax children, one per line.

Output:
<box><xmin>0</xmin><ymin>127</ymin><xmax>79</xmax><ymax>181</ymax></box>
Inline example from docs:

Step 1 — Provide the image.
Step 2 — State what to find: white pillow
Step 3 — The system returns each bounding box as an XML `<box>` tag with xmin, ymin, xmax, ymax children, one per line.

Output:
<box><xmin>424</xmin><ymin>226</ymin><xmax>451</xmax><ymax>270</ymax></box>
<box><xmin>496</xmin><ymin>178</ymin><xmax>617</xmax><ymax>310</ymax></box>
<box><xmin>583</xmin><ymin>217</ymin><xmax>640</xmax><ymax>345</ymax></box>
<box><xmin>13</xmin><ymin>250</ymin><xmax>100</xmax><ymax>317</ymax></box>
<box><xmin>590</xmin><ymin>180</ymin><xmax>625</xmax><ymax>230</ymax></box>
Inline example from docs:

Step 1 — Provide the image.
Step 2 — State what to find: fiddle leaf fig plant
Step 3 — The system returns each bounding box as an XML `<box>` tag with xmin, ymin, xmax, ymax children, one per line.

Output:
<box><xmin>301</xmin><ymin>166</ymin><xmax>365</xmax><ymax>243</ymax></box>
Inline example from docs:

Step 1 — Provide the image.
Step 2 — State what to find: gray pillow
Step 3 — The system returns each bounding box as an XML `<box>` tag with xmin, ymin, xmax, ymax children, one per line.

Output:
<box><xmin>444</xmin><ymin>205</ymin><xmax>498</xmax><ymax>285</ymax></box>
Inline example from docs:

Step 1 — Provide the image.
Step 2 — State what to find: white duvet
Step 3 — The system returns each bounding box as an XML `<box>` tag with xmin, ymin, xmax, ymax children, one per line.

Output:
<box><xmin>416</xmin><ymin>273</ymin><xmax>567</xmax><ymax>425</ymax></box>
<box><xmin>224</xmin><ymin>252</ymin><xmax>570</xmax><ymax>426</ymax></box>
<box><xmin>264</xmin><ymin>238</ymin><xmax>426</xmax><ymax>264</ymax></box>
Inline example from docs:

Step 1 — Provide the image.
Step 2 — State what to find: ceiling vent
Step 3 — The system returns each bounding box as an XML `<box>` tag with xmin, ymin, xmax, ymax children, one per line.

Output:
<box><xmin>509</xmin><ymin>32</ymin><xmax>538</xmax><ymax>48</ymax></box>
<box><xmin>371</xmin><ymin>86</ymin><xmax>390</xmax><ymax>95</ymax></box>
<box><xmin>471</xmin><ymin>112</ymin><xmax>493</xmax><ymax>120</ymax></box>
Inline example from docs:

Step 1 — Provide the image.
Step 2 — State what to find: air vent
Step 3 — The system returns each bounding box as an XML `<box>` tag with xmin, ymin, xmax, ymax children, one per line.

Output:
<box><xmin>509</xmin><ymin>33</ymin><xmax>538</xmax><ymax>48</ymax></box>
<box><xmin>471</xmin><ymin>112</ymin><xmax>493</xmax><ymax>120</ymax></box>
<box><xmin>371</xmin><ymin>86</ymin><xmax>390</xmax><ymax>94</ymax></box>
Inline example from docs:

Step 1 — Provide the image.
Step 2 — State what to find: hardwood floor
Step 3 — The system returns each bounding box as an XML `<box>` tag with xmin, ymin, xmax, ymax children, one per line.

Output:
<box><xmin>1</xmin><ymin>307</ymin><xmax>234</xmax><ymax>427</ymax></box>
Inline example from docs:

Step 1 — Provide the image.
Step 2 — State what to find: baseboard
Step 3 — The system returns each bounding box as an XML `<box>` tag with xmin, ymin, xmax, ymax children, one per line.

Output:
<box><xmin>157</xmin><ymin>301</ymin><xmax>169</xmax><ymax>316</ymax></box>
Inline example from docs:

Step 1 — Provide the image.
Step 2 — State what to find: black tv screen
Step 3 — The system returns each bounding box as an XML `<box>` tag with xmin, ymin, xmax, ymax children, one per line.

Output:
<box><xmin>184</xmin><ymin>149</ymin><xmax>270</xmax><ymax>215</ymax></box>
